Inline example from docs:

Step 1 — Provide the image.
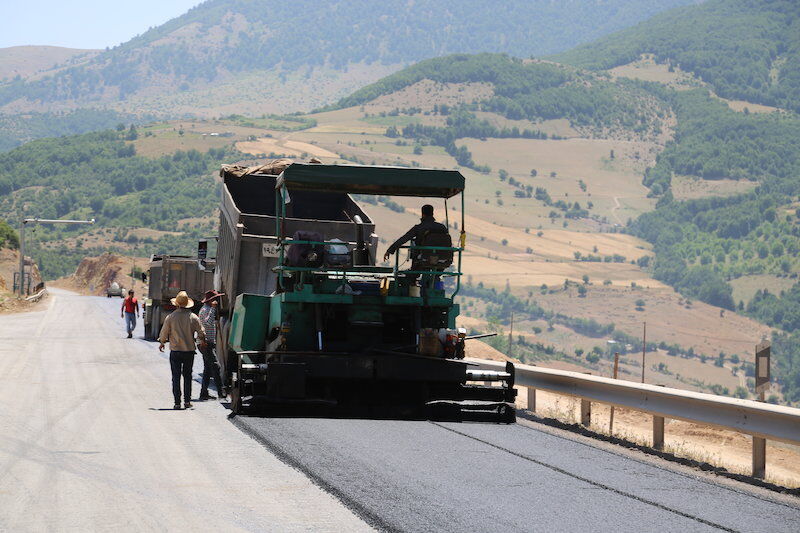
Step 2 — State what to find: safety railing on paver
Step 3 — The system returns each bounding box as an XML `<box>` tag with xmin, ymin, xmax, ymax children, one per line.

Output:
<box><xmin>467</xmin><ymin>358</ymin><xmax>800</xmax><ymax>479</ymax></box>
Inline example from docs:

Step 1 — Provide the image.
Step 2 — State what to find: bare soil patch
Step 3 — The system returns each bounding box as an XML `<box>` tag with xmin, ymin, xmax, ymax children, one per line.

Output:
<box><xmin>52</xmin><ymin>253</ymin><xmax>145</xmax><ymax>296</ymax></box>
<box><xmin>731</xmin><ymin>274</ymin><xmax>797</xmax><ymax>305</ymax></box>
<box><xmin>610</xmin><ymin>55</ymin><xmax>701</xmax><ymax>90</ymax></box>
<box><xmin>672</xmin><ymin>175</ymin><xmax>757</xmax><ymax>200</ymax></box>
<box><xmin>364</xmin><ymin>80</ymin><xmax>494</xmax><ymax>111</ymax></box>
<box><xmin>236</xmin><ymin>137</ymin><xmax>338</xmax><ymax>159</ymax></box>
<box><xmin>714</xmin><ymin>94</ymin><xmax>783</xmax><ymax>114</ymax></box>
<box><xmin>133</xmin><ymin>132</ymin><xmax>232</xmax><ymax>158</ymax></box>
<box><xmin>459</xmin><ymin>137</ymin><xmax>657</xmax><ymax>223</ymax></box>
<box><xmin>533</xmin><ymin>285</ymin><xmax>770</xmax><ymax>359</ymax></box>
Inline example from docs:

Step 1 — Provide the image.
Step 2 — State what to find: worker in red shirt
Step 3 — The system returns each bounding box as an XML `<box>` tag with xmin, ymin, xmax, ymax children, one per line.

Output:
<box><xmin>121</xmin><ymin>289</ymin><xmax>140</xmax><ymax>338</ymax></box>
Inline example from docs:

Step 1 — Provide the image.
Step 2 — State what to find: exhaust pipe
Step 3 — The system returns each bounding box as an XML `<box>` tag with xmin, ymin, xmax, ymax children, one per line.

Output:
<box><xmin>352</xmin><ymin>215</ymin><xmax>370</xmax><ymax>265</ymax></box>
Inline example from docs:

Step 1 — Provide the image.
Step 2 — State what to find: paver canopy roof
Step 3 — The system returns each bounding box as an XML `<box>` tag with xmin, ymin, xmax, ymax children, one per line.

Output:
<box><xmin>279</xmin><ymin>163</ymin><xmax>465</xmax><ymax>198</ymax></box>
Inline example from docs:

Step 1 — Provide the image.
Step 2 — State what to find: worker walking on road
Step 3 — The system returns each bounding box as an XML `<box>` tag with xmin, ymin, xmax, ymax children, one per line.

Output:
<box><xmin>121</xmin><ymin>289</ymin><xmax>139</xmax><ymax>338</ymax></box>
<box><xmin>158</xmin><ymin>291</ymin><xmax>206</xmax><ymax>410</ymax></box>
<box><xmin>198</xmin><ymin>290</ymin><xmax>226</xmax><ymax>401</ymax></box>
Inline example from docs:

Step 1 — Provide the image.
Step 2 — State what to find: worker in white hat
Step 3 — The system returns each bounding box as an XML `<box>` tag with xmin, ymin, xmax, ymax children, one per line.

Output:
<box><xmin>158</xmin><ymin>290</ymin><xmax>206</xmax><ymax>409</ymax></box>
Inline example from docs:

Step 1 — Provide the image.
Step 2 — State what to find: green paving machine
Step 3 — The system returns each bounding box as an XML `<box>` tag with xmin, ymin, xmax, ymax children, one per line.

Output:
<box><xmin>215</xmin><ymin>161</ymin><xmax>516</xmax><ymax>420</ymax></box>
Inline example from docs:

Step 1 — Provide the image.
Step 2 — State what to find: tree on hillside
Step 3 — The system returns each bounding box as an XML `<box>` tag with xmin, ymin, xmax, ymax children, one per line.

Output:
<box><xmin>0</xmin><ymin>220</ymin><xmax>19</xmax><ymax>249</ymax></box>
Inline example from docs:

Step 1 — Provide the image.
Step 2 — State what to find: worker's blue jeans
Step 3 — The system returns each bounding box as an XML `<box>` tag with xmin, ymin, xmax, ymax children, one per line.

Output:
<box><xmin>124</xmin><ymin>312</ymin><xmax>137</xmax><ymax>334</ymax></box>
<box><xmin>199</xmin><ymin>343</ymin><xmax>223</xmax><ymax>397</ymax></box>
<box><xmin>169</xmin><ymin>351</ymin><xmax>195</xmax><ymax>405</ymax></box>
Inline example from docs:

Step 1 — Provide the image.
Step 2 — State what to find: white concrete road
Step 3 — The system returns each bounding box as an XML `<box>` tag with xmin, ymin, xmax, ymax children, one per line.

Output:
<box><xmin>0</xmin><ymin>289</ymin><xmax>371</xmax><ymax>532</ymax></box>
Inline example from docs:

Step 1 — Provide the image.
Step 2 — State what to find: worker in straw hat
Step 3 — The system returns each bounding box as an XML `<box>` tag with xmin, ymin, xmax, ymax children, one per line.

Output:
<box><xmin>158</xmin><ymin>290</ymin><xmax>206</xmax><ymax>410</ymax></box>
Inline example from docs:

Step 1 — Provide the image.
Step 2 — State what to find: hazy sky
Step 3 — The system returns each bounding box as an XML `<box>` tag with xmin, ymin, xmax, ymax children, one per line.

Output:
<box><xmin>3</xmin><ymin>0</ymin><xmax>205</xmax><ymax>49</ymax></box>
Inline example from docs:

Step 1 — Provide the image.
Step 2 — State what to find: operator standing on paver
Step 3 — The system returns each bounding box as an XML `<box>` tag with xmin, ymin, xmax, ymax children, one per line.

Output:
<box><xmin>158</xmin><ymin>290</ymin><xmax>206</xmax><ymax>409</ymax></box>
<box><xmin>121</xmin><ymin>289</ymin><xmax>139</xmax><ymax>338</ymax></box>
<box><xmin>198</xmin><ymin>290</ymin><xmax>225</xmax><ymax>401</ymax></box>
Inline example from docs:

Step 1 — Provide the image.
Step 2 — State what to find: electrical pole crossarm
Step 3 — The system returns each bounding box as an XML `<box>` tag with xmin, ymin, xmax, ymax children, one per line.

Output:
<box><xmin>23</xmin><ymin>218</ymin><xmax>95</xmax><ymax>225</ymax></box>
<box><xmin>18</xmin><ymin>217</ymin><xmax>95</xmax><ymax>297</ymax></box>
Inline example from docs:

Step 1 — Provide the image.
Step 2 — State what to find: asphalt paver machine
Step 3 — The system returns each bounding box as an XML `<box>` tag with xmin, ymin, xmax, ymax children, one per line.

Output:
<box><xmin>216</xmin><ymin>161</ymin><xmax>516</xmax><ymax>420</ymax></box>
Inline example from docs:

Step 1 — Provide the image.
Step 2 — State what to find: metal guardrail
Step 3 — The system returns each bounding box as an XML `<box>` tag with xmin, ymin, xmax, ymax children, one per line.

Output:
<box><xmin>25</xmin><ymin>288</ymin><xmax>47</xmax><ymax>302</ymax></box>
<box><xmin>467</xmin><ymin>358</ymin><xmax>800</xmax><ymax>478</ymax></box>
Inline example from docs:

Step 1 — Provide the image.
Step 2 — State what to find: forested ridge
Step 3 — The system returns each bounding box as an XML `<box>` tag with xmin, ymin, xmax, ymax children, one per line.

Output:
<box><xmin>556</xmin><ymin>0</ymin><xmax>800</xmax><ymax>113</ymax></box>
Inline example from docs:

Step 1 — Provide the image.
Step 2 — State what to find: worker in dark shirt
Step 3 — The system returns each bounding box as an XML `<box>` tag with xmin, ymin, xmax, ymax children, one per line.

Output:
<box><xmin>383</xmin><ymin>204</ymin><xmax>448</xmax><ymax>262</ymax></box>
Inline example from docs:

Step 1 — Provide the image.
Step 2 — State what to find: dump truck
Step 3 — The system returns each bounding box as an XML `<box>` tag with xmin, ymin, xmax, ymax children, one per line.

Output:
<box><xmin>215</xmin><ymin>161</ymin><xmax>516</xmax><ymax>420</ymax></box>
<box><xmin>106</xmin><ymin>281</ymin><xmax>125</xmax><ymax>298</ymax></box>
<box><xmin>143</xmin><ymin>252</ymin><xmax>216</xmax><ymax>340</ymax></box>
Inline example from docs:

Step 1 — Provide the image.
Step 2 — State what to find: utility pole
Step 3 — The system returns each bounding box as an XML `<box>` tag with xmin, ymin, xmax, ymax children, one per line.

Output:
<box><xmin>609</xmin><ymin>352</ymin><xmax>620</xmax><ymax>434</ymax></box>
<box><xmin>508</xmin><ymin>311</ymin><xmax>514</xmax><ymax>357</ymax></box>
<box><xmin>18</xmin><ymin>217</ymin><xmax>95</xmax><ymax>297</ymax></box>
<box><xmin>641</xmin><ymin>321</ymin><xmax>647</xmax><ymax>384</ymax></box>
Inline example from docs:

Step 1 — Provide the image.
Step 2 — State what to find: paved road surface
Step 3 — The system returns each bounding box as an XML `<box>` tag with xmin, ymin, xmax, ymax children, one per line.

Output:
<box><xmin>236</xmin><ymin>418</ymin><xmax>800</xmax><ymax>532</ymax></box>
<box><xmin>2</xmin><ymin>290</ymin><xmax>799</xmax><ymax>532</ymax></box>
<box><xmin>0</xmin><ymin>289</ymin><xmax>370</xmax><ymax>532</ymax></box>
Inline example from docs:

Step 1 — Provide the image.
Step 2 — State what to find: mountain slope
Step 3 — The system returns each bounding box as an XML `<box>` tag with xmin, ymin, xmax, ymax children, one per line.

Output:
<box><xmin>555</xmin><ymin>0</ymin><xmax>800</xmax><ymax>112</ymax></box>
<box><xmin>0</xmin><ymin>0</ymin><xmax>695</xmax><ymax>118</ymax></box>
<box><xmin>0</xmin><ymin>46</ymin><xmax>99</xmax><ymax>81</ymax></box>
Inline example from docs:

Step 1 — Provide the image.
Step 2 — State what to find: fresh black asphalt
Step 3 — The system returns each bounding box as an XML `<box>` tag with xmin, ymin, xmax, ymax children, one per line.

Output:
<box><xmin>234</xmin><ymin>416</ymin><xmax>800</xmax><ymax>532</ymax></box>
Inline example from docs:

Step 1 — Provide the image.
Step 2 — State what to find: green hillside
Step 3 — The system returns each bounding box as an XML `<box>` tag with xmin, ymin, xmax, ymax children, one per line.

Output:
<box><xmin>0</xmin><ymin>219</ymin><xmax>17</xmax><ymax>249</ymax></box>
<box><xmin>555</xmin><ymin>0</ymin><xmax>800</xmax><ymax>112</ymax></box>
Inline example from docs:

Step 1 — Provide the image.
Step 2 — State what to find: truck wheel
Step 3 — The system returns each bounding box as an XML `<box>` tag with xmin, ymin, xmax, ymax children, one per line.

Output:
<box><xmin>217</xmin><ymin>318</ymin><xmax>233</xmax><ymax>386</ymax></box>
<box><xmin>151</xmin><ymin>306</ymin><xmax>161</xmax><ymax>341</ymax></box>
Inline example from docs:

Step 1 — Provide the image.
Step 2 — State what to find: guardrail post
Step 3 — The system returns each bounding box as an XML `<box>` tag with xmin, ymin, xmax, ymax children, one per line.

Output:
<box><xmin>524</xmin><ymin>364</ymin><xmax>537</xmax><ymax>413</ymax></box>
<box><xmin>579</xmin><ymin>372</ymin><xmax>592</xmax><ymax>427</ymax></box>
<box><xmin>652</xmin><ymin>384</ymin><xmax>666</xmax><ymax>450</ymax></box>
<box><xmin>752</xmin><ymin>437</ymin><xmax>766</xmax><ymax>478</ymax></box>
<box><xmin>580</xmin><ymin>399</ymin><xmax>591</xmax><ymax>426</ymax></box>
<box><xmin>653</xmin><ymin>415</ymin><xmax>665</xmax><ymax>450</ymax></box>
<box><xmin>527</xmin><ymin>386</ymin><xmax>536</xmax><ymax>412</ymax></box>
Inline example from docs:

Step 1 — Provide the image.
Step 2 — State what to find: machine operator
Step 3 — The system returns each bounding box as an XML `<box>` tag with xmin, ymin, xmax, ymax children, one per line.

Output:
<box><xmin>383</xmin><ymin>204</ymin><xmax>448</xmax><ymax>263</ymax></box>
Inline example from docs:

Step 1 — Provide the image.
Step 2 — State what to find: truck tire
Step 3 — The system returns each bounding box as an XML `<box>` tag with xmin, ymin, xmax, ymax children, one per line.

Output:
<box><xmin>217</xmin><ymin>317</ymin><xmax>234</xmax><ymax>386</ymax></box>
<box><xmin>151</xmin><ymin>306</ymin><xmax>161</xmax><ymax>341</ymax></box>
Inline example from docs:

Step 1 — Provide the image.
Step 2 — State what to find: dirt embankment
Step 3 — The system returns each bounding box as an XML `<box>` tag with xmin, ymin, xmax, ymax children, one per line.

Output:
<box><xmin>0</xmin><ymin>247</ymin><xmax>46</xmax><ymax>313</ymax></box>
<box><xmin>52</xmin><ymin>253</ymin><xmax>130</xmax><ymax>296</ymax></box>
<box><xmin>0</xmin><ymin>247</ymin><xmax>43</xmax><ymax>291</ymax></box>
